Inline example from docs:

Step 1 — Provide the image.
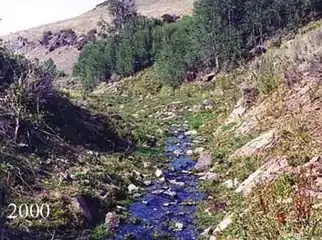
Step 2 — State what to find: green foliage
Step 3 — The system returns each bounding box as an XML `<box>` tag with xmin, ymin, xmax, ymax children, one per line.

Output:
<box><xmin>74</xmin><ymin>17</ymin><xmax>162</xmax><ymax>91</ymax></box>
<box><xmin>73</xmin><ymin>40</ymin><xmax>113</xmax><ymax>91</ymax></box>
<box><xmin>154</xmin><ymin>16</ymin><xmax>201</xmax><ymax>87</ymax></box>
<box><xmin>91</xmin><ymin>224</ymin><xmax>112</xmax><ymax>240</ymax></box>
<box><xmin>188</xmin><ymin>111</ymin><xmax>217</xmax><ymax>130</ymax></box>
<box><xmin>75</xmin><ymin>0</ymin><xmax>322</xmax><ymax>91</ymax></box>
<box><xmin>43</xmin><ymin>58</ymin><xmax>67</xmax><ymax>78</ymax></box>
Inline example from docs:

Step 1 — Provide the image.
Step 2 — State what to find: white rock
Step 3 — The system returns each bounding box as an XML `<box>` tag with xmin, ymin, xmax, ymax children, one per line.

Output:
<box><xmin>152</xmin><ymin>189</ymin><xmax>164</xmax><ymax>195</ymax></box>
<box><xmin>173</xmin><ymin>149</ymin><xmax>182</xmax><ymax>156</ymax></box>
<box><xmin>169</xmin><ymin>179</ymin><xmax>185</xmax><ymax>187</ymax></box>
<box><xmin>186</xmin><ymin>150</ymin><xmax>194</xmax><ymax>156</ymax></box>
<box><xmin>235</xmin><ymin>156</ymin><xmax>288</xmax><ymax>196</ymax></box>
<box><xmin>163</xmin><ymin>190</ymin><xmax>177</xmax><ymax>197</ymax></box>
<box><xmin>184</xmin><ymin>130</ymin><xmax>198</xmax><ymax>136</ymax></box>
<box><xmin>214</xmin><ymin>214</ymin><xmax>233</xmax><ymax>233</ymax></box>
<box><xmin>174</xmin><ymin>222</ymin><xmax>184</xmax><ymax>231</ymax></box>
<box><xmin>143</xmin><ymin>162</ymin><xmax>150</xmax><ymax>168</ymax></box>
<box><xmin>155</xmin><ymin>169</ymin><xmax>163</xmax><ymax>178</ymax></box>
<box><xmin>128</xmin><ymin>184</ymin><xmax>139</xmax><ymax>194</ymax></box>
<box><xmin>200</xmin><ymin>227</ymin><xmax>212</xmax><ymax>237</ymax></box>
<box><xmin>222</xmin><ymin>179</ymin><xmax>239</xmax><ymax>189</ymax></box>
<box><xmin>199</xmin><ymin>172</ymin><xmax>219</xmax><ymax>181</ymax></box>
<box><xmin>143</xmin><ymin>180</ymin><xmax>152</xmax><ymax>186</ymax></box>
<box><xmin>159</xmin><ymin>177</ymin><xmax>166</xmax><ymax>183</ymax></box>
<box><xmin>194</xmin><ymin>147</ymin><xmax>205</xmax><ymax>154</ymax></box>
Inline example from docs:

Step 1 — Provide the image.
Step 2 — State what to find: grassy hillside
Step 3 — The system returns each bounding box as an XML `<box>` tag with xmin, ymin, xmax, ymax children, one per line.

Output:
<box><xmin>66</xmin><ymin>18</ymin><xmax>322</xmax><ymax>239</ymax></box>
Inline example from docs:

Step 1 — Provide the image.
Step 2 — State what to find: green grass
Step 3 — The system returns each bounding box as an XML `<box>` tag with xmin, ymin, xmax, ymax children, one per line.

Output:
<box><xmin>135</xmin><ymin>147</ymin><xmax>164</xmax><ymax>157</ymax></box>
<box><xmin>188</xmin><ymin>111</ymin><xmax>217</xmax><ymax>130</ymax></box>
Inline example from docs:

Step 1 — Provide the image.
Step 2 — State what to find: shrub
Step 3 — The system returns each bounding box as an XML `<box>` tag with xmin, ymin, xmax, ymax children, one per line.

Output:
<box><xmin>74</xmin><ymin>16</ymin><xmax>162</xmax><ymax>91</ymax></box>
<box><xmin>154</xmin><ymin>16</ymin><xmax>201</xmax><ymax>87</ymax></box>
<box><xmin>0</xmin><ymin>49</ymin><xmax>55</xmax><ymax>144</ymax></box>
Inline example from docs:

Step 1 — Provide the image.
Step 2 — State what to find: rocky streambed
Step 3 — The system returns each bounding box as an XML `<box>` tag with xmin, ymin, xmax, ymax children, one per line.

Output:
<box><xmin>114</xmin><ymin>125</ymin><xmax>205</xmax><ymax>239</ymax></box>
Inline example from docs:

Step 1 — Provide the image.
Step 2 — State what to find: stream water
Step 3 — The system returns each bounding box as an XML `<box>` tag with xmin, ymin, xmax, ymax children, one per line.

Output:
<box><xmin>115</xmin><ymin>126</ymin><xmax>205</xmax><ymax>239</ymax></box>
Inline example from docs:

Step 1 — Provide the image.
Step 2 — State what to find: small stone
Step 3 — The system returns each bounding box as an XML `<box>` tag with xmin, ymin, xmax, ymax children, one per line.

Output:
<box><xmin>181</xmin><ymin>200</ymin><xmax>196</xmax><ymax>206</ymax></box>
<box><xmin>155</xmin><ymin>169</ymin><xmax>163</xmax><ymax>178</ymax></box>
<box><xmin>163</xmin><ymin>203</ymin><xmax>170</xmax><ymax>207</ymax></box>
<box><xmin>184</xmin><ymin>130</ymin><xmax>198</xmax><ymax>136</ymax></box>
<box><xmin>200</xmin><ymin>227</ymin><xmax>213</xmax><ymax>237</ymax></box>
<box><xmin>186</xmin><ymin>150</ymin><xmax>193</xmax><ymax>156</ymax></box>
<box><xmin>133</xmin><ymin>193</ymin><xmax>141</xmax><ymax>198</ymax></box>
<box><xmin>199</xmin><ymin>172</ymin><xmax>219</xmax><ymax>181</ymax></box>
<box><xmin>116</xmin><ymin>205</ymin><xmax>127</xmax><ymax>211</ymax></box>
<box><xmin>222</xmin><ymin>178</ymin><xmax>239</xmax><ymax>189</ymax></box>
<box><xmin>128</xmin><ymin>184</ymin><xmax>139</xmax><ymax>194</ymax></box>
<box><xmin>174</xmin><ymin>222</ymin><xmax>184</xmax><ymax>231</ymax></box>
<box><xmin>173</xmin><ymin>149</ymin><xmax>182</xmax><ymax>156</ymax></box>
<box><xmin>142</xmin><ymin>200</ymin><xmax>148</xmax><ymax>205</ymax></box>
<box><xmin>83</xmin><ymin>179</ymin><xmax>90</xmax><ymax>185</ymax></box>
<box><xmin>143</xmin><ymin>180</ymin><xmax>152</xmax><ymax>186</ymax></box>
<box><xmin>169</xmin><ymin>179</ymin><xmax>185</xmax><ymax>187</ymax></box>
<box><xmin>159</xmin><ymin>177</ymin><xmax>166</xmax><ymax>183</ymax></box>
<box><xmin>163</xmin><ymin>190</ymin><xmax>177</xmax><ymax>198</ymax></box>
<box><xmin>194</xmin><ymin>147</ymin><xmax>205</xmax><ymax>154</ymax></box>
<box><xmin>152</xmin><ymin>189</ymin><xmax>164</xmax><ymax>195</ymax></box>
<box><xmin>143</xmin><ymin>162</ymin><xmax>150</xmax><ymax>168</ymax></box>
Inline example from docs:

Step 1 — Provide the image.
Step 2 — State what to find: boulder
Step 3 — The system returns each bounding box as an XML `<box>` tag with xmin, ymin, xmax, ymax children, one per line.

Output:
<box><xmin>128</xmin><ymin>184</ymin><xmax>139</xmax><ymax>194</ymax></box>
<box><xmin>202</xmin><ymin>99</ymin><xmax>215</xmax><ymax>110</ymax></box>
<box><xmin>230</xmin><ymin>129</ymin><xmax>278</xmax><ymax>159</ymax></box>
<box><xmin>194</xmin><ymin>152</ymin><xmax>212</xmax><ymax>171</ymax></box>
<box><xmin>235</xmin><ymin>156</ymin><xmax>289</xmax><ymax>196</ymax></box>
<box><xmin>199</xmin><ymin>172</ymin><xmax>219</xmax><ymax>181</ymax></box>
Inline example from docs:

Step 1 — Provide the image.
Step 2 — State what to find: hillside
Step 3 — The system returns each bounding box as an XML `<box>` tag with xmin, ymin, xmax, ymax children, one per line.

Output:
<box><xmin>75</xmin><ymin>19</ymin><xmax>322</xmax><ymax>239</ymax></box>
<box><xmin>1</xmin><ymin>0</ymin><xmax>195</xmax><ymax>74</ymax></box>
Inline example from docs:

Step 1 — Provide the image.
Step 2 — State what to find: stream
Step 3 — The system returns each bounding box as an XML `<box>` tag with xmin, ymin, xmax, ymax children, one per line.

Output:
<box><xmin>115</xmin><ymin>125</ymin><xmax>205</xmax><ymax>239</ymax></box>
